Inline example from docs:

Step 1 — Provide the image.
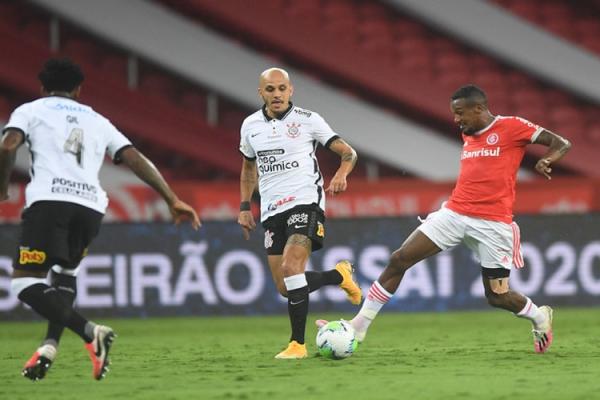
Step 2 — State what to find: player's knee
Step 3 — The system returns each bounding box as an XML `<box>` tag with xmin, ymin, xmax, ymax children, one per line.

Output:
<box><xmin>280</xmin><ymin>258</ymin><xmax>303</xmax><ymax>277</ymax></box>
<box><xmin>389</xmin><ymin>248</ymin><xmax>413</xmax><ymax>272</ymax></box>
<box><xmin>276</xmin><ymin>283</ymin><xmax>288</xmax><ymax>298</ymax></box>
<box><xmin>486</xmin><ymin>292</ymin><xmax>508</xmax><ymax>308</ymax></box>
<box><xmin>485</xmin><ymin>277</ymin><xmax>510</xmax><ymax>308</ymax></box>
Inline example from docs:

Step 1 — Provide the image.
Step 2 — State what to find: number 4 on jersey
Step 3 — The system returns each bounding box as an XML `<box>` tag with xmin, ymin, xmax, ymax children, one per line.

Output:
<box><xmin>64</xmin><ymin>128</ymin><xmax>84</xmax><ymax>167</ymax></box>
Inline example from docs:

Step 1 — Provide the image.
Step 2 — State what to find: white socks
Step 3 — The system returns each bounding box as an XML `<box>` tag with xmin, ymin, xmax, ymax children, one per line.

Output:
<box><xmin>352</xmin><ymin>281</ymin><xmax>393</xmax><ymax>331</ymax></box>
<box><xmin>515</xmin><ymin>297</ymin><xmax>546</xmax><ymax>327</ymax></box>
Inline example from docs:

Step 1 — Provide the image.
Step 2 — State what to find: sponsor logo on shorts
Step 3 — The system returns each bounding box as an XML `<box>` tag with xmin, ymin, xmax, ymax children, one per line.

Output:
<box><xmin>287</xmin><ymin>212</ymin><xmax>308</xmax><ymax>226</ymax></box>
<box><xmin>264</xmin><ymin>230</ymin><xmax>274</xmax><ymax>249</ymax></box>
<box><xmin>19</xmin><ymin>248</ymin><xmax>46</xmax><ymax>265</ymax></box>
<box><xmin>316</xmin><ymin>222</ymin><xmax>325</xmax><ymax>237</ymax></box>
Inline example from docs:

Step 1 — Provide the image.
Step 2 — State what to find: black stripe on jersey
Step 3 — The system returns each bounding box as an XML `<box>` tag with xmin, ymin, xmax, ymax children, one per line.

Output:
<box><xmin>325</xmin><ymin>135</ymin><xmax>340</xmax><ymax>149</ymax></box>
<box><xmin>311</xmin><ymin>140</ymin><xmax>324</xmax><ymax>205</ymax></box>
<box><xmin>2</xmin><ymin>126</ymin><xmax>25</xmax><ymax>137</ymax></box>
<box><xmin>113</xmin><ymin>144</ymin><xmax>134</xmax><ymax>165</ymax></box>
<box><xmin>261</xmin><ymin>102</ymin><xmax>294</xmax><ymax>121</ymax></box>
<box><xmin>239</xmin><ymin>149</ymin><xmax>256</xmax><ymax>161</ymax></box>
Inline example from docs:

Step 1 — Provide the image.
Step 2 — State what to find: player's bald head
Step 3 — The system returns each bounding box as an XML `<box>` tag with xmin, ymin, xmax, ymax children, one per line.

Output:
<box><xmin>259</xmin><ymin>68</ymin><xmax>290</xmax><ymax>87</ymax></box>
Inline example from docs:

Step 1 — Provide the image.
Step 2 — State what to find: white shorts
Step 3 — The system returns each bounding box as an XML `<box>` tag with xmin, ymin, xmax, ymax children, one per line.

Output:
<box><xmin>417</xmin><ymin>206</ymin><xmax>524</xmax><ymax>271</ymax></box>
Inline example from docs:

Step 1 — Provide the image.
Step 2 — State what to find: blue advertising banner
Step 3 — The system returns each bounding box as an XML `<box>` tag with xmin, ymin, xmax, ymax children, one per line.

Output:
<box><xmin>1</xmin><ymin>214</ymin><xmax>599</xmax><ymax>320</ymax></box>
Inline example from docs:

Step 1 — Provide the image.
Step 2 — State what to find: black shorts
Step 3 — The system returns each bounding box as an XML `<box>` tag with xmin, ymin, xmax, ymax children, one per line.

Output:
<box><xmin>14</xmin><ymin>201</ymin><xmax>103</xmax><ymax>273</ymax></box>
<box><xmin>261</xmin><ymin>204</ymin><xmax>325</xmax><ymax>256</ymax></box>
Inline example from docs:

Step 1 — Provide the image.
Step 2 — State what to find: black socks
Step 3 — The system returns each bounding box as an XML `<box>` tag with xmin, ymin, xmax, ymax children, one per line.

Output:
<box><xmin>305</xmin><ymin>270</ymin><xmax>343</xmax><ymax>293</ymax></box>
<box><xmin>44</xmin><ymin>271</ymin><xmax>77</xmax><ymax>346</ymax></box>
<box><xmin>18</xmin><ymin>283</ymin><xmax>92</xmax><ymax>343</ymax></box>
<box><xmin>287</xmin><ymin>285</ymin><xmax>309</xmax><ymax>344</ymax></box>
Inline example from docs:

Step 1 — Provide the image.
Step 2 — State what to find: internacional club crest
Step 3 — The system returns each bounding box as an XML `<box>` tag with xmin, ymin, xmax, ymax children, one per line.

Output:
<box><xmin>286</xmin><ymin>123</ymin><xmax>301</xmax><ymax>138</ymax></box>
<box><xmin>486</xmin><ymin>133</ymin><xmax>499</xmax><ymax>145</ymax></box>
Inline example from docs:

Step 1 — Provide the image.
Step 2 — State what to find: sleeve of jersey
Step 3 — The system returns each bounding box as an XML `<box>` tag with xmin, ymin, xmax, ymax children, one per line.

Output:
<box><xmin>2</xmin><ymin>104</ymin><xmax>31</xmax><ymax>137</ymax></box>
<box><xmin>311</xmin><ymin>113</ymin><xmax>339</xmax><ymax>146</ymax></box>
<box><xmin>239</xmin><ymin>122</ymin><xmax>256</xmax><ymax>160</ymax></box>
<box><xmin>513</xmin><ymin>117</ymin><xmax>543</xmax><ymax>145</ymax></box>
<box><xmin>104</xmin><ymin>120</ymin><xmax>133</xmax><ymax>164</ymax></box>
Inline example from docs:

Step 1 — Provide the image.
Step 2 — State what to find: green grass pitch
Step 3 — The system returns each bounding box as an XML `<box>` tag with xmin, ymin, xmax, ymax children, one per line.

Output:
<box><xmin>1</xmin><ymin>308</ymin><xmax>599</xmax><ymax>400</ymax></box>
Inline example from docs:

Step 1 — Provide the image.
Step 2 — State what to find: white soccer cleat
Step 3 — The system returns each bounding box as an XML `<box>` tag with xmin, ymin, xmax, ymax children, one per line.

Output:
<box><xmin>532</xmin><ymin>306</ymin><xmax>553</xmax><ymax>354</ymax></box>
<box><xmin>84</xmin><ymin>325</ymin><xmax>116</xmax><ymax>380</ymax></box>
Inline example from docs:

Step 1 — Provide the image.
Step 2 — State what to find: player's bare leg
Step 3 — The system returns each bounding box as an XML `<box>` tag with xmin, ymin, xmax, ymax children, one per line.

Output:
<box><xmin>482</xmin><ymin>277</ymin><xmax>553</xmax><ymax>353</ymax></box>
<box><xmin>318</xmin><ymin>230</ymin><xmax>441</xmax><ymax>341</ymax></box>
<box><xmin>275</xmin><ymin>234</ymin><xmax>311</xmax><ymax>359</ymax></box>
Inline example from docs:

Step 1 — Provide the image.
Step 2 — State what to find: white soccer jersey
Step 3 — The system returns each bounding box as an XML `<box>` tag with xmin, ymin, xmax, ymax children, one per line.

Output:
<box><xmin>2</xmin><ymin>96</ymin><xmax>132</xmax><ymax>214</ymax></box>
<box><xmin>239</xmin><ymin>104</ymin><xmax>339</xmax><ymax>222</ymax></box>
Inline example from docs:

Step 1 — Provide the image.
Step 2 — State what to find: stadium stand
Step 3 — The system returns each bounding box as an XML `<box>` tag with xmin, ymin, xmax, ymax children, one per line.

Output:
<box><xmin>158</xmin><ymin>0</ymin><xmax>600</xmax><ymax>176</ymax></box>
<box><xmin>492</xmin><ymin>0</ymin><xmax>600</xmax><ymax>56</ymax></box>
<box><xmin>0</xmin><ymin>0</ymin><xmax>416</xmax><ymax>181</ymax></box>
<box><xmin>26</xmin><ymin>0</ymin><xmax>470</xmax><ymax>181</ymax></box>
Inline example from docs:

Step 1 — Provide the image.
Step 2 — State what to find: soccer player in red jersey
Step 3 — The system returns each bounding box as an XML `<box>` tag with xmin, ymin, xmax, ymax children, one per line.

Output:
<box><xmin>317</xmin><ymin>84</ymin><xmax>571</xmax><ymax>353</ymax></box>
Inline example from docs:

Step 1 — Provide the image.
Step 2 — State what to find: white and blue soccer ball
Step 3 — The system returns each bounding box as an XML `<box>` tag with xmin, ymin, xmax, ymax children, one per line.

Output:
<box><xmin>316</xmin><ymin>320</ymin><xmax>358</xmax><ymax>360</ymax></box>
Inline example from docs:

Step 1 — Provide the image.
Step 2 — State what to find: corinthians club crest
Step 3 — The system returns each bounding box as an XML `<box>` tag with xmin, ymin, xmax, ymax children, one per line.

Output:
<box><xmin>286</xmin><ymin>123</ymin><xmax>301</xmax><ymax>138</ymax></box>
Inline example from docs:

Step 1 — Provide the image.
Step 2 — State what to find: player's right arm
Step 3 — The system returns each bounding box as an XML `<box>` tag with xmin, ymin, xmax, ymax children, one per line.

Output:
<box><xmin>533</xmin><ymin>129</ymin><xmax>572</xmax><ymax>179</ymax></box>
<box><xmin>238</xmin><ymin>157</ymin><xmax>257</xmax><ymax>240</ymax></box>
<box><xmin>0</xmin><ymin>129</ymin><xmax>25</xmax><ymax>201</ymax></box>
<box><xmin>119</xmin><ymin>147</ymin><xmax>200</xmax><ymax>229</ymax></box>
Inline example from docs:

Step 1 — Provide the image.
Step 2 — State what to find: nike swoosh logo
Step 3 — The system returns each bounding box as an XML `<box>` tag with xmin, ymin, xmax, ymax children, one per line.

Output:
<box><xmin>294</xmin><ymin>225</ymin><xmax>307</xmax><ymax>229</ymax></box>
<box><xmin>290</xmin><ymin>300</ymin><xmax>305</xmax><ymax>305</ymax></box>
<box><xmin>251</xmin><ymin>133</ymin><xmax>261</xmax><ymax>137</ymax></box>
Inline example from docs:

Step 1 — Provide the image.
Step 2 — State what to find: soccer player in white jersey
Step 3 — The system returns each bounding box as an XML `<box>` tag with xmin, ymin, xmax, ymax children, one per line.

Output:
<box><xmin>318</xmin><ymin>84</ymin><xmax>572</xmax><ymax>353</ymax></box>
<box><xmin>238</xmin><ymin>68</ymin><xmax>361</xmax><ymax>359</ymax></box>
<box><xmin>0</xmin><ymin>59</ymin><xmax>200</xmax><ymax>381</ymax></box>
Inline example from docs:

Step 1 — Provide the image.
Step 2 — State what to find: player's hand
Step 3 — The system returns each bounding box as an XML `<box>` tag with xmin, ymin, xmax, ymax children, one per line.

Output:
<box><xmin>326</xmin><ymin>174</ymin><xmax>347</xmax><ymax>195</ymax></box>
<box><xmin>535</xmin><ymin>158</ymin><xmax>553</xmax><ymax>180</ymax></box>
<box><xmin>169</xmin><ymin>199</ymin><xmax>201</xmax><ymax>230</ymax></box>
<box><xmin>238</xmin><ymin>211</ymin><xmax>256</xmax><ymax>240</ymax></box>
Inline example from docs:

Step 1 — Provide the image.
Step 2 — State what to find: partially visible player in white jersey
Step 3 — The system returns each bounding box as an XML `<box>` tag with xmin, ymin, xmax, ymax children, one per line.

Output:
<box><xmin>317</xmin><ymin>84</ymin><xmax>572</xmax><ymax>354</ymax></box>
<box><xmin>238</xmin><ymin>68</ymin><xmax>361</xmax><ymax>359</ymax></box>
<box><xmin>0</xmin><ymin>58</ymin><xmax>200</xmax><ymax>381</ymax></box>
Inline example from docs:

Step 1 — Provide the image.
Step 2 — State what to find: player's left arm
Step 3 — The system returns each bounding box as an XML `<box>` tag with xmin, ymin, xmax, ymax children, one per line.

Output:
<box><xmin>533</xmin><ymin>129</ymin><xmax>572</xmax><ymax>180</ymax></box>
<box><xmin>326</xmin><ymin>137</ymin><xmax>357</xmax><ymax>195</ymax></box>
<box><xmin>0</xmin><ymin>129</ymin><xmax>24</xmax><ymax>201</ymax></box>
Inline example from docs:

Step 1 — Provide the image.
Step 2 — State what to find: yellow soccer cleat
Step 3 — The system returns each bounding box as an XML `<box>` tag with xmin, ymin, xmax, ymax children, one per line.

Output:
<box><xmin>274</xmin><ymin>340</ymin><xmax>308</xmax><ymax>359</ymax></box>
<box><xmin>335</xmin><ymin>260</ymin><xmax>362</xmax><ymax>305</ymax></box>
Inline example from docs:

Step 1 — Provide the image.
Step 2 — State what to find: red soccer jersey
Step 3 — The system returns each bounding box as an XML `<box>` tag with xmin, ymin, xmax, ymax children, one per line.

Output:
<box><xmin>446</xmin><ymin>116</ymin><xmax>543</xmax><ymax>223</ymax></box>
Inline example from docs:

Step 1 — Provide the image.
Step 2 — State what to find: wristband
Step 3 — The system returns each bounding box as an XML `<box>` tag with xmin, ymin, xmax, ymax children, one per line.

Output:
<box><xmin>240</xmin><ymin>201</ymin><xmax>251</xmax><ymax>211</ymax></box>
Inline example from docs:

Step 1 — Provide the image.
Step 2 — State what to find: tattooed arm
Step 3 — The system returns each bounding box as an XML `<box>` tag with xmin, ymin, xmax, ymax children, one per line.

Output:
<box><xmin>533</xmin><ymin>130</ymin><xmax>572</xmax><ymax>180</ymax></box>
<box><xmin>326</xmin><ymin>138</ymin><xmax>357</xmax><ymax>195</ymax></box>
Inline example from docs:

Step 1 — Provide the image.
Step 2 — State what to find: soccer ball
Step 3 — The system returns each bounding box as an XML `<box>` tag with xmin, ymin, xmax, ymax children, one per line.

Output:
<box><xmin>316</xmin><ymin>320</ymin><xmax>358</xmax><ymax>360</ymax></box>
